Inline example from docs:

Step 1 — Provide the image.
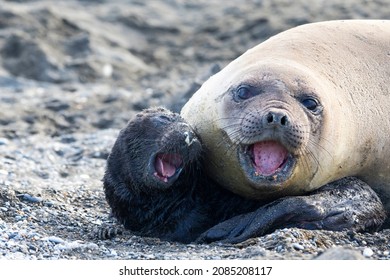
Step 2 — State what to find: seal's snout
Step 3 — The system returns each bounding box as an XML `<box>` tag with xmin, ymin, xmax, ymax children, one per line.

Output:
<box><xmin>238</xmin><ymin>108</ymin><xmax>299</xmax><ymax>183</ymax></box>
<box><xmin>265</xmin><ymin>111</ymin><xmax>288</xmax><ymax>127</ymax></box>
<box><xmin>241</xmin><ymin>109</ymin><xmax>291</xmax><ymax>143</ymax></box>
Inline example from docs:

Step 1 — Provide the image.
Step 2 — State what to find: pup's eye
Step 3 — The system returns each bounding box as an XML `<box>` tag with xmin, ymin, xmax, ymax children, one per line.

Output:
<box><xmin>153</xmin><ymin>115</ymin><xmax>173</xmax><ymax>125</ymax></box>
<box><xmin>301</xmin><ymin>98</ymin><xmax>318</xmax><ymax>111</ymax></box>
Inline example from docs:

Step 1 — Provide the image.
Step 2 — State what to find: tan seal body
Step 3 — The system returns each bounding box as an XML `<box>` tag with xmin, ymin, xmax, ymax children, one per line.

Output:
<box><xmin>181</xmin><ymin>20</ymin><xmax>390</xmax><ymax>211</ymax></box>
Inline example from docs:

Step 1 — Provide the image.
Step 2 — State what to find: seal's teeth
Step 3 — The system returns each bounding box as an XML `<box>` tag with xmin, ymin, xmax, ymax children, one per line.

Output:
<box><xmin>244</xmin><ymin>145</ymin><xmax>254</xmax><ymax>160</ymax></box>
<box><xmin>184</xmin><ymin>132</ymin><xmax>191</xmax><ymax>146</ymax></box>
<box><xmin>184</xmin><ymin>131</ymin><xmax>196</xmax><ymax>146</ymax></box>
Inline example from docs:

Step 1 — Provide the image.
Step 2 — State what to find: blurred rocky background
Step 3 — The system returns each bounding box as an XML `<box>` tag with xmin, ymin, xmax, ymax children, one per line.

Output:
<box><xmin>0</xmin><ymin>0</ymin><xmax>389</xmax><ymax>260</ymax></box>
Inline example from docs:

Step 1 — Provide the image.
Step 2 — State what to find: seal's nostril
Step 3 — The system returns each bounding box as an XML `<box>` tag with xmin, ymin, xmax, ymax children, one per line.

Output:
<box><xmin>267</xmin><ymin>113</ymin><xmax>274</xmax><ymax>123</ymax></box>
<box><xmin>281</xmin><ymin>116</ymin><xmax>287</xmax><ymax>126</ymax></box>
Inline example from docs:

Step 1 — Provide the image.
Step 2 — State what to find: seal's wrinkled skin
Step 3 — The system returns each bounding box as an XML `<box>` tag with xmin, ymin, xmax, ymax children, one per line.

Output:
<box><xmin>103</xmin><ymin>107</ymin><xmax>385</xmax><ymax>244</ymax></box>
<box><xmin>181</xmin><ymin>20</ymin><xmax>390</xmax><ymax>222</ymax></box>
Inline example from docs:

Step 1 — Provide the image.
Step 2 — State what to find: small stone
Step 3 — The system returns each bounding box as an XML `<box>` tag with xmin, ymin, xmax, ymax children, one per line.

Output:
<box><xmin>33</xmin><ymin>170</ymin><xmax>50</xmax><ymax>179</ymax></box>
<box><xmin>80</xmin><ymin>174</ymin><xmax>90</xmax><ymax>180</ymax></box>
<box><xmin>0</xmin><ymin>169</ymin><xmax>9</xmax><ymax>176</ymax></box>
<box><xmin>19</xmin><ymin>194</ymin><xmax>43</xmax><ymax>204</ymax></box>
<box><xmin>292</xmin><ymin>243</ymin><xmax>304</xmax><ymax>250</ymax></box>
<box><xmin>383</xmin><ymin>250</ymin><xmax>389</xmax><ymax>256</ymax></box>
<box><xmin>315</xmin><ymin>247</ymin><xmax>364</xmax><ymax>260</ymax></box>
<box><xmin>0</xmin><ymin>138</ymin><xmax>9</xmax><ymax>145</ymax></box>
<box><xmin>60</xmin><ymin>135</ymin><xmax>76</xmax><ymax>144</ymax></box>
<box><xmin>45</xmin><ymin>99</ymin><xmax>70</xmax><ymax>112</ymax></box>
<box><xmin>363</xmin><ymin>248</ymin><xmax>374</xmax><ymax>257</ymax></box>
<box><xmin>87</xmin><ymin>242</ymin><xmax>99</xmax><ymax>250</ymax></box>
<box><xmin>35</xmin><ymin>87</ymin><xmax>45</xmax><ymax>95</ymax></box>
<box><xmin>142</xmin><ymin>253</ymin><xmax>156</xmax><ymax>260</ymax></box>
<box><xmin>47</xmin><ymin>236</ymin><xmax>65</xmax><ymax>244</ymax></box>
<box><xmin>108</xmin><ymin>249</ymin><xmax>117</xmax><ymax>257</ymax></box>
<box><xmin>102</xmin><ymin>64</ymin><xmax>113</xmax><ymax>77</ymax></box>
<box><xmin>43</xmin><ymin>201</ymin><xmax>54</xmax><ymax>207</ymax></box>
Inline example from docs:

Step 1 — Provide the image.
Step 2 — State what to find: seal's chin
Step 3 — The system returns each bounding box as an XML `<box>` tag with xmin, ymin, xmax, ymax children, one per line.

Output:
<box><xmin>152</xmin><ymin>153</ymin><xmax>184</xmax><ymax>184</ymax></box>
<box><xmin>239</xmin><ymin>140</ymin><xmax>296</xmax><ymax>185</ymax></box>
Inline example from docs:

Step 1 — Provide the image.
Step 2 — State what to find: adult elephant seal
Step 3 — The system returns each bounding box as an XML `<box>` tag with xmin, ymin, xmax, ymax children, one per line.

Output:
<box><xmin>181</xmin><ymin>20</ymin><xmax>390</xmax><ymax>223</ymax></box>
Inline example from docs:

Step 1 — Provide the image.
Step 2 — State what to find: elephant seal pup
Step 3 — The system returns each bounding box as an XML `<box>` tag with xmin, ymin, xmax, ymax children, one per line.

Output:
<box><xmin>103</xmin><ymin>107</ymin><xmax>259</xmax><ymax>243</ymax></box>
<box><xmin>103</xmin><ymin>107</ymin><xmax>385</xmax><ymax>243</ymax></box>
<box><xmin>181</xmin><ymin>20</ymin><xmax>390</xmax><ymax>217</ymax></box>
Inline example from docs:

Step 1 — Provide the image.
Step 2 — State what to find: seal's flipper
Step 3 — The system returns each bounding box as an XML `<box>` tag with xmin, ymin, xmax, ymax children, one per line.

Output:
<box><xmin>197</xmin><ymin>177</ymin><xmax>386</xmax><ymax>244</ymax></box>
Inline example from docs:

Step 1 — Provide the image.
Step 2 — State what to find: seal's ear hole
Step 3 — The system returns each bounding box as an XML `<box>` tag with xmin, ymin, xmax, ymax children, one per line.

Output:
<box><xmin>301</xmin><ymin>98</ymin><xmax>318</xmax><ymax>111</ymax></box>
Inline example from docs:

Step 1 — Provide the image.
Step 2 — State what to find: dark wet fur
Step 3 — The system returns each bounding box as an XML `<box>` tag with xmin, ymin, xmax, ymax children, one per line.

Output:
<box><xmin>103</xmin><ymin>107</ymin><xmax>261</xmax><ymax>243</ymax></box>
<box><xmin>103</xmin><ymin>107</ymin><xmax>386</xmax><ymax>244</ymax></box>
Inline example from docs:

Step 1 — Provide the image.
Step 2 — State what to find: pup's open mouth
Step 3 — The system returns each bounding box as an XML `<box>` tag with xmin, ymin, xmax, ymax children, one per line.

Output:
<box><xmin>153</xmin><ymin>153</ymin><xmax>183</xmax><ymax>183</ymax></box>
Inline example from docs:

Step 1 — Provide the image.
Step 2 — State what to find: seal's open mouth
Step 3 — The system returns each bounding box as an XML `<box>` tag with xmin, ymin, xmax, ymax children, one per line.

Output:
<box><xmin>153</xmin><ymin>153</ymin><xmax>183</xmax><ymax>183</ymax></box>
<box><xmin>239</xmin><ymin>140</ymin><xmax>295</xmax><ymax>183</ymax></box>
<box><xmin>250</xmin><ymin>140</ymin><xmax>289</xmax><ymax>176</ymax></box>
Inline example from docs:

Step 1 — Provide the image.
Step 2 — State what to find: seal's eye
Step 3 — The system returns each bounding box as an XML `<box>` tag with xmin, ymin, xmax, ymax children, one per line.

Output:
<box><xmin>153</xmin><ymin>115</ymin><xmax>173</xmax><ymax>125</ymax></box>
<box><xmin>234</xmin><ymin>85</ymin><xmax>258</xmax><ymax>101</ymax></box>
<box><xmin>301</xmin><ymin>98</ymin><xmax>318</xmax><ymax>111</ymax></box>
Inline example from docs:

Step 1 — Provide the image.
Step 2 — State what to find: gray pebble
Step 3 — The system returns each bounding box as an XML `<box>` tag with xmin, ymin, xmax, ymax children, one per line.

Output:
<box><xmin>315</xmin><ymin>247</ymin><xmax>364</xmax><ymax>260</ymax></box>
<box><xmin>43</xmin><ymin>201</ymin><xmax>54</xmax><ymax>207</ymax></box>
<box><xmin>19</xmin><ymin>194</ymin><xmax>43</xmax><ymax>204</ymax></box>
<box><xmin>47</xmin><ymin>236</ymin><xmax>65</xmax><ymax>244</ymax></box>
<box><xmin>363</xmin><ymin>248</ymin><xmax>374</xmax><ymax>257</ymax></box>
<box><xmin>0</xmin><ymin>169</ymin><xmax>8</xmax><ymax>176</ymax></box>
<box><xmin>60</xmin><ymin>135</ymin><xmax>76</xmax><ymax>144</ymax></box>
<box><xmin>108</xmin><ymin>249</ymin><xmax>118</xmax><ymax>257</ymax></box>
<box><xmin>0</xmin><ymin>138</ymin><xmax>9</xmax><ymax>145</ymax></box>
<box><xmin>292</xmin><ymin>243</ymin><xmax>304</xmax><ymax>250</ymax></box>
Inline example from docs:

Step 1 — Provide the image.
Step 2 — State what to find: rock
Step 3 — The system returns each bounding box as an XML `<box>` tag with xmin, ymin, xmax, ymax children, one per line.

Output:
<box><xmin>315</xmin><ymin>247</ymin><xmax>364</xmax><ymax>260</ymax></box>
<box><xmin>0</xmin><ymin>138</ymin><xmax>9</xmax><ymax>145</ymax></box>
<box><xmin>363</xmin><ymin>248</ymin><xmax>374</xmax><ymax>258</ymax></box>
<box><xmin>47</xmin><ymin>236</ymin><xmax>65</xmax><ymax>244</ymax></box>
<box><xmin>292</xmin><ymin>243</ymin><xmax>305</xmax><ymax>251</ymax></box>
<box><xmin>18</xmin><ymin>194</ymin><xmax>43</xmax><ymax>204</ymax></box>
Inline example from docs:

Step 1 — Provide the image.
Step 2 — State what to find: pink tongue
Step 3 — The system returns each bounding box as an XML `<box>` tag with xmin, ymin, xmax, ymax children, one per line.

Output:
<box><xmin>154</xmin><ymin>154</ymin><xmax>183</xmax><ymax>182</ymax></box>
<box><xmin>252</xmin><ymin>141</ymin><xmax>288</xmax><ymax>176</ymax></box>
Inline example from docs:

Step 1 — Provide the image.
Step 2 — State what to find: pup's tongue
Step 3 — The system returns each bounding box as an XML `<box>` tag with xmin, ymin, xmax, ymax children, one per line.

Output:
<box><xmin>252</xmin><ymin>141</ymin><xmax>288</xmax><ymax>176</ymax></box>
<box><xmin>154</xmin><ymin>153</ymin><xmax>183</xmax><ymax>182</ymax></box>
